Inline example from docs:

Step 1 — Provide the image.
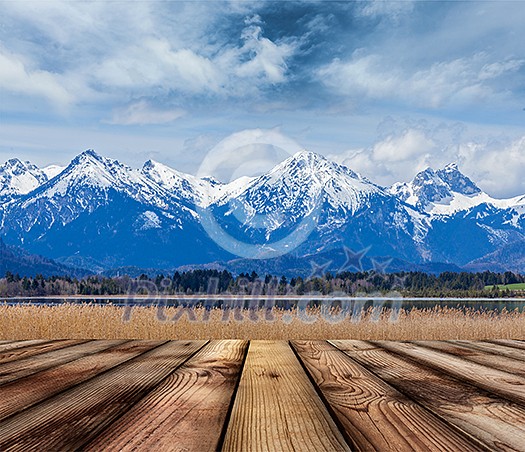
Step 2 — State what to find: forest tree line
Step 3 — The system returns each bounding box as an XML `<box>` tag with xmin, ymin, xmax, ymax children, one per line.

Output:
<box><xmin>1</xmin><ymin>269</ymin><xmax>524</xmax><ymax>298</ymax></box>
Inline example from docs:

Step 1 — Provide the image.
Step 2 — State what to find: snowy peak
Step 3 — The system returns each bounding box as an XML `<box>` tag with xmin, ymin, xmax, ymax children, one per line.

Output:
<box><xmin>24</xmin><ymin>149</ymin><xmax>177</xmax><ymax>213</ymax></box>
<box><xmin>260</xmin><ymin>150</ymin><xmax>369</xmax><ymax>189</ymax></box>
<box><xmin>42</xmin><ymin>165</ymin><xmax>65</xmax><ymax>180</ymax></box>
<box><xmin>141</xmin><ymin>159</ymin><xmax>253</xmax><ymax>207</ymax></box>
<box><xmin>436</xmin><ymin>162</ymin><xmax>481</xmax><ymax>196</ymax></box>
<box><xmin>68</xmin><ymin>149</ymin><xmax>131</xmax><ymax>178</ymax></box>
<box><xmin>0</xmin><ymin>158</ymin><xmax>48</xmax><ymax>202</ymax></box>
<box><xmin>5</xmin><ymin>150</ymin><xmax>183</xmax><ymax>236</ymax></box>
<box><xmin>1</xmin><ymin>148</ymin><xmax>524</xmax><ymax>272</ymax></box>
<box><xmin>281</xmin><ymin>149</ymin><xmax>331</xmax><ymax>168</ymax></box>
<box><xmin>141</xmin><ymin>159</ymin><xmax>214</xmax><ymax>206</ymax></box>
<box><xmin>392</xmin><ymin>163</ymin><xmax>487</xmax><ymax>214</ymax></box>
<box><xmin>67</xmin><ymin>149</ymin><xmax>117</xmax><ymax>173</ymax></box>
<box><xmin>56</xmin><ymin>149</ymin><xmax>135</xmax><ymax>191</ymax></box>
<box><xmin>142</xmin><ymin>159</ymin><xmax>207</xmax><ymax>190</ymax></box>
<box><xmin>225</xmin><ymin>150</ymin><xmax>385</xmax><ymax>219</ymax></box>
<box><xmin>2</xmin><ymin>158</ymin><xmax>38</xmax><ymax>174</ymax></box>
<box><xmin>72</xmin><ymin>148</ymin><xmax>101</xmax><ymax>162</ymax></box>
<box><xmin>392</xmin><ymin>167</ymin><xmax>451</xmax><ymax>209</ymax></box>
<box><xmin>271</xmin><ymin>150</ymin><xmax>359</xmax><ymax>180</ymax></box>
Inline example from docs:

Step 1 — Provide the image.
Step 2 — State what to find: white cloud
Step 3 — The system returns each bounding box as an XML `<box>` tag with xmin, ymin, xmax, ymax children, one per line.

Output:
<box><xmin>372</xmin><ymin>129</ymin><xmax>436</xmax><ymax>162</ymax></box>
<box><xmin>458</xmin><ymin>136</ymin><xmax>525</xmax><ymax>198</ymax></box>
<box><xmin>330</xmin><ymin>128</ymin><xmax>439</xmax><ymax>188</ymax></box>
<box><xmin>479</xmin><ymin>60</ymin><xmax>524</xmax><ymax>80</ymax></box>
<box><xmin>330</xmin><ymin>120</ymin><xmax>525</xmax><ymax>198</ymax></box>
<box><xmin>318</xmin><ymin>54</ymin><xmax>398</xmax><ymax>99</ymax></box>
<box><xmin>1</xmin><ymin>0</ymin><xmax>524</xmax><ymax>198</ymax></box>
<box><xmin>107</xmin><ymin>101</ymin><xmax>186</xmax><ymax>126</ymax></box>
<box><xmin>92</xmin><ymin>39</ymin><xmax>222</xmax><ymax>94</ymax></box>
<box><xmin>319</xmin><ymin>52</ymin><xmax>524</xmax><ymax>109</ymax></box>
<box><xmin>0</xmin><ymin>47</ymin><xmax>72</xmax><ymax>107</ymax></box>
<box><xmin>197</xmin><ymin>128</ymin><xmax>303</xmax><ymax>181</ymax></box>
<box><xmin>0</xmin><ymin>2</ymin><xmax>296</xmax><ymax>110</ymax></box>
<box><xmin>356</xmin><ymin>0</ymin><xmax>415</xmax><ymax>21</ymax></box>
<box><xmin>234</xmin><ymin>21</ymin><xmax>296</xmax><ymax>84</ymax></box>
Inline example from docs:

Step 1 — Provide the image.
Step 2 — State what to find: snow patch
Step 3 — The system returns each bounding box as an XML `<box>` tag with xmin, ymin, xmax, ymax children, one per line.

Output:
<box><xmin>137</xmin><ymin>211</ymin><xmax>162</xmax><ymax>230</ymax></box>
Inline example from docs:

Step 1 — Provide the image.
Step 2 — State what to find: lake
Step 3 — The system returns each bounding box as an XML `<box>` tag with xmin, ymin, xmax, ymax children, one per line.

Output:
<box><xmin>3</xmin><ymin>296</ymin><xmax>525</xmax><ymax>312</ymax></box>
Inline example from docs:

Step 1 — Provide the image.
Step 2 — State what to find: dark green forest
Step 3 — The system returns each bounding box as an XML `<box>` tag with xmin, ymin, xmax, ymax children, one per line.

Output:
<box><xmin>1</xmin><ymin>269</ymin><xmax>524</xmax><ymax>298</ymax></box>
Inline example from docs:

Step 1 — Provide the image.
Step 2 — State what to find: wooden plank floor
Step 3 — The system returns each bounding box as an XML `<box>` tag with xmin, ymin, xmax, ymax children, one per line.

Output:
<box><xmin>0</xmin><ymin>340</ymin><xmax>524</xmax><ymax>451</ymax></box>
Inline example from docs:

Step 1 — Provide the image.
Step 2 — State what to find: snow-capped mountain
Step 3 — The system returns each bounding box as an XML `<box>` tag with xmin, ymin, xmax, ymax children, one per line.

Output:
<box><xmin>141</xmin><ymin>159</ymin><xmax>212</xmax><ymax>207</ymax></box>
<box><xmin>41</xmin><ymin>164</ymin><xmax>65</xmax><ymax>180</ymax></box>
<box><xmin>2</xmin><ymin>150</ymin><xmax>180</xmax><ymax>238</ymax></box>
<box><xmin>391</xmin><ymin>163</ymin><xmax>525</xmax><ymax>217</ymax></box>
<box><xmin>0</xmin><ymin>149</ymin><xmax>523</xmax><ymax>272</ymax></box>
<box><xmin>0</xmin><ymin>158</ymin><xmax>49</xmax><ymax>203</ymax></box>
<box><xmin>210</xmin><ymin>150</ymin><xmax>424</xmax><ymax>260</ymax></box>
<box><xmin>0</xmin><ymin>150</ymin><xmax>234</xmax><ymax>269</ymax></box>
<box><xmin>390</xmin><ymin>163</ymin><xmax>524</xmax><ymax>265</ymax></box>
<box><xmin>141</xmin><ymin>159</ymin><xmax>249</xmax><ymax>207</ymax></box>
<box><xmin>218</xmin><ymin>150</ymin><xmax>384</xmax><ymax>214</ymax></box>
<box><xmin>390</xmin><ymin>163</ymin><xmax>485</xmax><ymax>214</ymax></box>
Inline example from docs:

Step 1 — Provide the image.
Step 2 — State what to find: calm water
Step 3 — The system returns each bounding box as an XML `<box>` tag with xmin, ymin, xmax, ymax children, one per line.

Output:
<box><xmin>3</xmin><ymin>296</ymin><xmax>525</xmax><ymax>312</ymax></box>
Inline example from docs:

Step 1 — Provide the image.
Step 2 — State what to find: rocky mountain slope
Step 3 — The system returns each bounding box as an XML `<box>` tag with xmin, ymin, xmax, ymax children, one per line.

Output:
<box><xmin>0</xmin><ymin>149</ymin><xmax>523</xmax><ymax>273</ymax></box>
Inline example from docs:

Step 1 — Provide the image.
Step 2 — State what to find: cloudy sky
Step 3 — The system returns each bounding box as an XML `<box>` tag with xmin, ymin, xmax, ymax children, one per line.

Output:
<box><xmin>1</xmin><ymin>0</ymin><xmax>524</xmax><ymax>197</ymax></box>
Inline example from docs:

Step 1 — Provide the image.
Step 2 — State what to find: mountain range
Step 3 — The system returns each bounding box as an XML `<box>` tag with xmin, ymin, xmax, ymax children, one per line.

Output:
<box><xmin>0</xmin><ymin>149</ymin><xmax>524</xmax><ymax>276</ymax></box>
<box><xmin>0</xmin><ymin>238</ymin><xmax>88</xmax><ymax>278</ymax></box>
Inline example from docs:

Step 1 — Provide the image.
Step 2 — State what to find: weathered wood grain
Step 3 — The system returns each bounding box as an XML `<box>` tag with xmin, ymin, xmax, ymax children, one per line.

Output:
<box><xmin>448</xmin><ymin>340</ymin><xmax>525</xmax><ymax>362</ymax></box>
<box><xmin>222</xmin><ymin>341</ymin><xmax>350</xmax><ymax>452</ymax></box>
<box><xmin>0</xmin><ymin>339</ymin><xmax>523</xmax><ymax>451</ymax></box>
<box><xmin>375</xmin><ymin>341</ymin><xmax>525</xmax><ymax>406</ymax></box>
<box><xmin>413</xmin><ymin>340</ymin><xmax>525</xmax><ymax>378</ymax></box>
<box><xmin>0</xmin><ymin>340</ymin><xmax>48</xmax><ymax>354</ymax></box>
<box><xmin>292</xmin><ymin>340</ymin><xmax>483</xmax><ymax>451</ymax></box>
<box><xmin>0</xmin><ymin>340</ymin><xmax>206</xmax><ymax>450</ymax></box>
<box><xmin>0</xmin><ymin>339</ymin><xmax>86</xmax><ymax>365</ymax></box>
<box><xmin>0</xmin><ymin>340</ymin><xmax>163</xmax><ymax>422</ymax></box>
<box><xmin>0</xmin><ymin>339</ymin><xmax>126</xmax><ymax>386</ymax></box>
<box><xmin>488</xmin><ymin>339</ymin><xmax>525</xmax><ymax>351</ymax></box>
<box><xmin>331</xmin><ymin>340</ymin><xmax>525</xmax><ymax>451</ymax></box>
<box><xmin>86</xmin><ymin>340</ymin><xmax>248</xmax><ymax>451</ymax></box>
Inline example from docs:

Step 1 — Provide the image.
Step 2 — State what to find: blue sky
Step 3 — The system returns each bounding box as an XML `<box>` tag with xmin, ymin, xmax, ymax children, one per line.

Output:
<box><xmin>0</xmin><ymin>0</ymin><xmax>524</xmax><ymax>197</ymax></box>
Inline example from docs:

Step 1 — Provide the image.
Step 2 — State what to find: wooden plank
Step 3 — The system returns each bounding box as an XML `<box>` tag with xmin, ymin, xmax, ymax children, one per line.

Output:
<box><xmin>413</xmin><ymin>340</ymin><xmax>525</xmax><ymax>378</ymax></box>
<box><xmin>375</xmin><ymin>341</ymin><xmax>525</xmax><ymax>406</ymax></box>
<box><xmin>0</xmin><ymin>340</ymin><xmax>206</xmax><ymax>450</ymax></box>
<box><xmin>0</xmin><ymin>340</ymin><xmax>164</xmax><ymax>422</ymax></box>
<box><xmin>222</xmin><ymin>341</ymin><xmax>350</xmax><ymax>452</ymax></box>
<box><xmin>0</xmin><ymin>339</ymin><xmax>127</xmax><ymax>386</ymax></box>
<box><xmin>488</xmin><ymin>339</ymin><xmax>525</xmax><ymax>351</ymax></box>
<box><xmin>448</xmin><ymin>340</ymin><xmax>525</xmax><ymax>363</ymax></box>
<box><xmin>331</xmin><ymin>340</ymin><xmax>525</xmax><ymax>451</ymax></box>
<box><xmin>0</xmin><ymin>340</ymin><xmax>49</xmax><ymax>354</ymax></box>
<box><xmin>0</xmin><ymin>339</ymin><xmax>86</xmax><ymax>365</ymax></box>
<box><xmin>86</xmin><ymin>340</ymin><xmax>248</xmax><ymax>451</ymax></box>
<box><xmin>292</xmin><ymin>340</ymin><xmax>483</xmax><ymax>451</ymax></box>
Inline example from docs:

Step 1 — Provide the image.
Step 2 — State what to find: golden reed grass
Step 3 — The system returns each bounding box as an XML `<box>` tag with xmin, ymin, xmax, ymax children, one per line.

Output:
<box><xmin>0</xmin><ymin>303</ymin><xmax>524</xmax><ymax>340</ymax></box>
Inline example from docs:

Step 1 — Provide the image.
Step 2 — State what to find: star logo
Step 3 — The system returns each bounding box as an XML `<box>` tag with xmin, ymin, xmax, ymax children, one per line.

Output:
<box><xmin>371</xmin><ymin>257</ymin><xmax>393</xmax><ymax>274</ymax></box>
<box><xmin>390</xmin><ymin>274</ymin><xmax>408</xmax><ymax>289</ymax></box>
<box><xmin>309</xmin><ymin>260</ymin><xmax>332</xmax><ymax>279</ymax></box>
<box><xmin>339</xmin><ymin>246</ymin><xmax>370</xmax><ymax>273</ymax></box>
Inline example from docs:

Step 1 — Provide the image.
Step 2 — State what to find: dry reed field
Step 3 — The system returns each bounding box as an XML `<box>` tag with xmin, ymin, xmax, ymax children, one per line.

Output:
<box><xmin>0</xmin><ymin>303</ymin><xmax>524</xmax><ymax>340</ymax></box>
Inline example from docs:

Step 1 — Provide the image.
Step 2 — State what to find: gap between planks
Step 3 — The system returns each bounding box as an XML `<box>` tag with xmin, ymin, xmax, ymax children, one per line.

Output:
<box><xmin>0</xmin><ymin>340</ymin><xmax>524</xmax><ymax>452</ymax></box>
<box><xmin>330</xmin><ymin>339</ymin><xmax>525</xmax><ymax>452</ymax></box>
<box><xmin>0</xmin><ymin>340</ymin><xmax>207</xmax><ymax>450</ymax></box>
<box><xmin>291</xmin><ymin>340</ymin><xmax>486</xmax><ymax>451</ymax></box>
